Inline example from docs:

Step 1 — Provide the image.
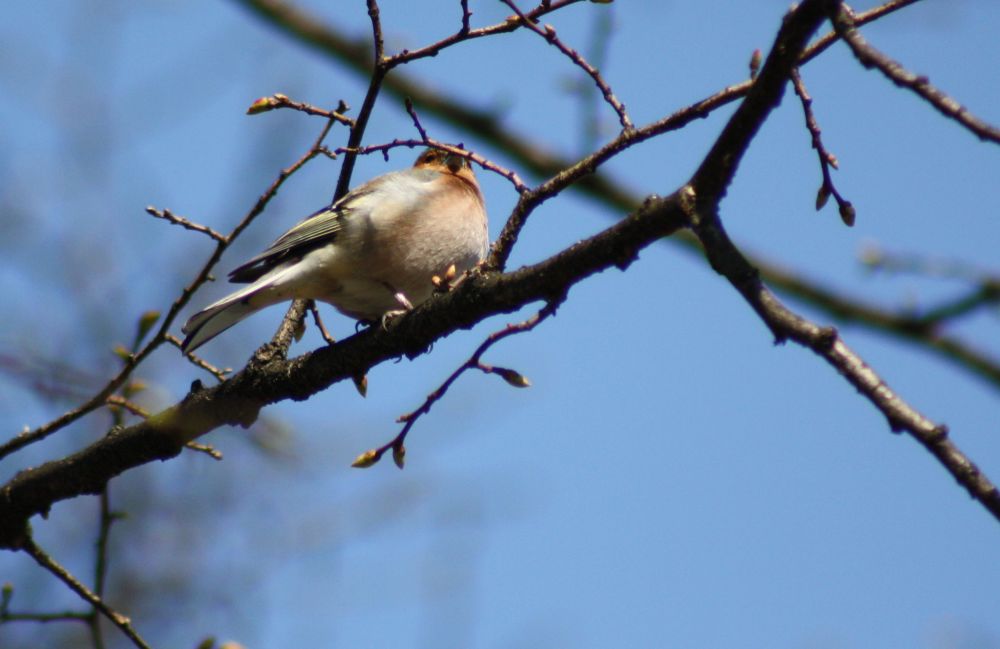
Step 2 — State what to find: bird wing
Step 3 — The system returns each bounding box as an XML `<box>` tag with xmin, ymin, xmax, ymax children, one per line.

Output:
<box><xmin>228</xmin><ymin>185</ymin><xmax>376</xmax><ymax>283</ymax></box>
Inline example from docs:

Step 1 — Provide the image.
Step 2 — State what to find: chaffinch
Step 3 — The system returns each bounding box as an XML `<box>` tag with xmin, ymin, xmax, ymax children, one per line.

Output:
<box><xmin>181</xmin><ymin>148</ymin><xmax>488</xmax><ymax>352</ymax></box>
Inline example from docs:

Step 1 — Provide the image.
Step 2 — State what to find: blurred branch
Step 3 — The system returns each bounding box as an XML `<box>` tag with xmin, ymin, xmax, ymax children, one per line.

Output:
<box><xmin>21</xmin><ymin>536</ymin><xmax>152</xmax><ymax>649</ymax></box>
<box><xmin>0</xmin><ymin>584</ymin><xmax>90</xmax><ymax>624</ymax></box>
<box><xmin>0</xmin><ymin>187</ymin><xmax>688</xmax><ymax>549</ymax></box>
<box><xmin>0</xmin><ymin>108</ymin><xmax>341</xmax><ymax>461</ymax></box>
<box><xmin>751</xmin><ymin>258</ymin><xmax>1000</xmax><ymax>389</ymax></box>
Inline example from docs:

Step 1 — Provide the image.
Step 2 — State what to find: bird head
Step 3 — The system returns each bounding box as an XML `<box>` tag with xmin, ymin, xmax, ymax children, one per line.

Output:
<box><xmin>414</xmin><ymin>147</ymin><xmax>476</xmax><ymax>179</ymax></box>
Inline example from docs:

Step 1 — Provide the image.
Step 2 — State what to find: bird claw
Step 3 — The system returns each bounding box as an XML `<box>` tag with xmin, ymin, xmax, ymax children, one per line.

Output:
<box><xmin>380</xmin><ymin>309</ymin><xmax>408</xmax><ymax>330</ymax></box>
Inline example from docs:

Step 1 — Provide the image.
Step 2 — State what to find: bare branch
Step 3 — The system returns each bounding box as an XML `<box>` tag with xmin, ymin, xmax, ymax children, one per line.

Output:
<box><xmin>829</xmin><ymin>3</ymin><xmax>1000</xmax><ymax>145</ymax></box>
<box><xmin>379</xmin><ymin>0</ymin><xmax>586</xmax><ymax>68</ymax></box>
<box><xmin>353</xmin><ymin>301</ymin><xmax>558</xmax><ymax>469</ymax></box>
<box><xmin>0</xmin><ymin>189</ymin><xmax>690</xmax><ymax>549</ymax></box>
<box><xmin>145</xmin><ymin>207</ymin><xmax>228</xmax><ymax>243</ymax></box>
<box><xmin>682</xmin><ymin>186</ymin><xmax>1000</xmax><ymax>520</ymax></box>
<box><xmin>337</xmin><ymin>138</ymin><xmax>528</xmax><ymax>192</ymax></box>
<box><xmin>21</xmin><ymin>537</ymin><xmax>152</xmax><ymax>649</ymax></box>
<box><xmin>246</xmin><ymin>92</ymin><xmax>355</xmax><ymax>127</ymax></box>
<box><xmin>0</xmin><ymin>587</ymin><xmax>90</xmax><ymax>625</ymax></box>
<box><xmin>790</xmin><ymin>68</ymin><xmax>855</xmax><ymax>226</ymax></box>
<box><xmin>500</xmin><ymin>0</ymin><xmax>632</xmax><ymax>130</ymax></box>
<box><xmin>0</xmin><ymin>114</ymin><xmax>335</xmax><ymax>460</ymax></box>
<box><xmin>165</xmin><ymin>334</ymin><xmax>232</xmax><ymax>382</ymax></box>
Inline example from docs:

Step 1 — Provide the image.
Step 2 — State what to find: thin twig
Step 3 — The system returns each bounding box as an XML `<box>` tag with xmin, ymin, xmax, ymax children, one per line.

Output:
<box><xmin>829</xmin><ymin>3</ymin><xmax>1000</xmax><ymax>145</ymax></box>
<box><xmin>21</xmin><ymin>537</ymin><xmax>152</xmax><ymax>649</ymax></box>
<box><xmin>145</xmin><ymin>207</ymin><xmax>228</xmax><ymax>243</ymax></box>
<box><xmin>404</xmin><ymin>98</ymin><xmax>429</xmax><ymax>143</ymax></box>
<box><xmin>0</xmin><ymin>112</ymin><xmax>337</xmax><ymax>460</ymax></box>
<box><xmin>165</xmin><ymin>334</ymin><xmax>231</xmax><ymax>381</ymax></box>
<box><xmin>246</xmin><ymin>92</ymin><xmax>355</xmax><ymax>127</ymax></box>
<box><xmin>790</xmin><ymin>67</ymin><xmax>855</xmax><ymax>226</ymax></box>
<box><xmin>500</xmin><ymin>0</ymin><xmax>632</xmax><ymax>130</ymax></box>
<box><xmin>337</xmin><ymin>138</ymin><xmax>528</xmax><ymax>193</ymax></box>
<box><xmin>459</xmin><ymin>0</ymin><xmax>472</xmax><ymax>34</ymax></box>
<box><xmin>184</xmin><ymin>442</ymin><xmax>224</xmax><ymax>460</ymax></box>
<box><xmin>0</xmin><ymin>589</ymin><xmax>91</xmax><ymax>625</ymax></box>
<box><xmin>353</xmin><ymin>301</ymin><xmax>559</xmax><ymax>469</ymax></box>
<box><xmin>105</xmin><ymin>395</ymin><xmax>150</xmax><ymax>419</ymax></box>
<box><xmin>379</xmin><ymin>0</ymin><xmax>585</xmax><ymax>68</ymax></box>
<box><xmin>89</xmin><ymin>488</ymin><xmax>121</xmax><ymax>649</ymax></box>
<box><xmin>306</xmin><ymin>301</ymin><xmax>337</xmax><ymax>345</ymax></box>
<box><xmin>332</xmin><ymin>0</ymin><xmax>387</xmax><ymax>201</ymax></box>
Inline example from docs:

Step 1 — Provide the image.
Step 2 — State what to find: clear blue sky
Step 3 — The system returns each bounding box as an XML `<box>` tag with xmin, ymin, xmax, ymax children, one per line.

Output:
<box><xmin>1</xmin><ymin>2</ymin><xmax>999</xmax><ymax>648</ymax></box>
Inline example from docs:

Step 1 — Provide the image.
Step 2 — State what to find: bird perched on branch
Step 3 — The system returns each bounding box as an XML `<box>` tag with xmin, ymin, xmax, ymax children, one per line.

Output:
<box><xmin>181</xmin><ymin>148</ymin><xmax>489</xmax><ymax>353</ymax></box>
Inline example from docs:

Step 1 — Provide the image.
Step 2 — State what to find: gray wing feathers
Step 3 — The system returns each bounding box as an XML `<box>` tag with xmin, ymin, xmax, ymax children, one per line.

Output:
<box><xmin>227</xmin><ymin>171</ymin><xmax>426</xmax><ymax>283</ymax></box>
<box><xmin>229</xmin><ymin>204</ymin><xmax>347</xmax><ymax>282</ymax></box>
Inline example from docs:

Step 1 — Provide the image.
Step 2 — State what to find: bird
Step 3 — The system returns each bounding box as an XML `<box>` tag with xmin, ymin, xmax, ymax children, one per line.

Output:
<box><xmin>181</xmin><ymin>147</ymin><xmax>489</xmax><ymax>353</ymax></box>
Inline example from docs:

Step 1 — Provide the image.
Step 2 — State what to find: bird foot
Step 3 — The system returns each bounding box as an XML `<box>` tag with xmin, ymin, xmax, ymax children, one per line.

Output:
<box><xmin>380</xmin><ymin>309</ymin><xmax>408</xmax><ymax>330</ymax></box>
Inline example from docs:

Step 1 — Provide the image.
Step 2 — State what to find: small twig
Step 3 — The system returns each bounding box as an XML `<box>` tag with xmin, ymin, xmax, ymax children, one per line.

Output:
<box><xmin>144</xmin><ymin>207</ymin><xmax>228</xmax><ymax>243</ymax></box>
<box><xmin>829</xmin><ymin>3</ymin><xmax>1000</xmax><ymax>145</ymax></box>
<box><xmin>790</xmin><ymin>68</ymin><xmax>855</xmax><ymax>226</ymax></box>
<box><xmin>184</xmin><ymin>442</ymin><xmax>223</xmax><ymax>460</ymax></box>
<box><xmin>500</xmin><ymin>0</ymin><xmax>632</xmax><ymax>131</ymax></box>
<box><xmin>332</xmin><ymin>0</ymin><xmax>387</xmax><ymax>201</ymax></box>
<box><xmin>1</xmin><ymin>611</ymin><xmax>91</xmax><ymax>624</ymax></box>
<box><xmin>306</xmin><ymin>300</ymin><xmax>337</xmax><ymax>345</ymax></box>
<box><xmin>572</xmin><ymin>8</ymin><xmax>616</xmax><ymax>152</ymax></box>
<box><xmin>105</xmin><ymin>395</ymin><xmax>150</xmax><ymax>419</ymax></box>
<box><xmin>378</xmin><ymin>0</ymin><xmax>585</xmax><ymax>68</ymax></box>
<box><xmin>799</xmin><ymin>0</ymin><xmax>921</xmax><ymax>66</ymax></box>
<box><xmin>861</xmin><ymin>246</ymin><xmax>999</xmax><ymax>284</ymax></box>
<box><xmin>352</xmin><ymin>300</ymin><xmax>559</xmax><ymax>469</ymax></box>
<box><xmin>404</xmin><ymin>98</ymin><xmax>429</xmax><ymax>143</ymax></box>
<box><xmin>246</xmin><ymin>92</ymin><xmax>354</xmax><ymax>127</ymax></box>
<box><xmin>0</xmin><ymin>113</ymin><xmax>335</xmax><ymax>460</ymax></box>
<box><xmin>21</xmin><ymin>537</ymin><xmax>152</xmax><ymax>649</ymax></box>
<box><xmin>337</xmin><ymin>138</ymin><xmax>528</xmax><ymax>193</ymax></box>
<box><xmin>88</xmin><ymin>488</ymin><xmax>123</xmax><ymax>649</ymax></box>
<box><xmin>459</xmin><ymin>0</ymin><xmax>472</xmax><ymax>34</ymax></box>
<box><xmin>858</xmin><ymin>246</ymin><xmax>1000</xmax><ymax>328</ymax></box>
<box><xmin>0</xmin><ymin>585</ymin><xmax>90</xmax><ymax>624</ymax></box>
<box><xmin>917</xmin><ymin>285</ymin><xmax>1000</xmax><ymax>329</ymax></box>
<box><xmin>165</xmin><ymin>334</ymin><xmax>231</xmax><ymax>382</ymax></box>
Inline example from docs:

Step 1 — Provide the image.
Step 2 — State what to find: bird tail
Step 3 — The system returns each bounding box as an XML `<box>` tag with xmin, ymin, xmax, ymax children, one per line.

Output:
<box><xmin>181</xmin><ymin>294</ymin><xmax>259</xmax><ymax>353</ymax></box>
<box><xmin>181</xmin><ymin>268</ymin><xmax>294</xmax><ymax>353</ymax></box>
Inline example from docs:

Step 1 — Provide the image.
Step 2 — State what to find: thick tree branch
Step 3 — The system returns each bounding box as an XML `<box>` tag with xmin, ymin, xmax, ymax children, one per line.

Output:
<box><xmin>0</xmin><ymin>192</ymin><xmax>686</xmax><ymax>549</ymax></box>
<box><xmin>3</xmin><ymin>0</ymin><xmax>999</xmax><ymax>555</ymax></box>
<box><xmin>228</xmin><ymin>0</ymin><xmax>997</xmax><ymax>386</ymax></box>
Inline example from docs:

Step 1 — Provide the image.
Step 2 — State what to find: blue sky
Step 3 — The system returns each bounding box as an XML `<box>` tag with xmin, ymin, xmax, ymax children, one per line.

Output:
<box><xmin>1</xmin><ymin>2</ymin><xmax>999</xmax><ymax>648</ymax></box>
